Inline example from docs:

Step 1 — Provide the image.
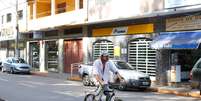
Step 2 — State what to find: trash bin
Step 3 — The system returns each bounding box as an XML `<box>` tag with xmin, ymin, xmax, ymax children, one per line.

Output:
<box><xmin>170</xmin><ymin>65</ymin><xmax>181</xmax><ymax>83</ymax></box>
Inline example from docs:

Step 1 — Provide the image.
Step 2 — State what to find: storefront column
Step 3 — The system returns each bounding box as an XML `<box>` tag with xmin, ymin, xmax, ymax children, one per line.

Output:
<box><xmin>75</xmin><ymin>0</ymin><xmax>79</xmax><ymax>10</ymax></box>
<box><xmin>156</xmin><ymin>50</ymin><xmax>171</xmax><ymax>85</ymax></box>
<box><xmin>39</xmin><ymin>40</ymin><xmax>46</xmax><ymax>72</ymax></box>
<box><xmin>58</xmin><ymin>39</ymin><xmax>64</xmax><ymax>73</ymax></box>
<box><xmin>26</xmin><ymin>41</ymin><xmax>30</xmax><ymax>64</ymax></box>
<box><xmin>83</xmin><ymin>37</ymin><xmax>89</xmax><ymax>63</ymax></box>
<box><xmin>51</xmin><ymin>0</ymin><xmax>55</xmax><ymax>15</ymax></box>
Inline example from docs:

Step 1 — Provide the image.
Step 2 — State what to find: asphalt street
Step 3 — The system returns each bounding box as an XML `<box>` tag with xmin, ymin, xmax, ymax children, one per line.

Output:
<box><xmin>0</xmin><ymin>72</ymin><xmax>200</xmax><ymax>101</ymax></box>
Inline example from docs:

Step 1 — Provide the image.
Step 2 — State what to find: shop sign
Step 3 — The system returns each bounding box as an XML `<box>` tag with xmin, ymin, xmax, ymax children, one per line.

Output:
<box><xmin>166</xmin><ymin>15</ymin><xmax>201</xmax><ymax>31</ymax></box>
<box><xmin>0</xmin><ymin>27</ymin><xmax>15</xmax><ymax>40</ymax></box>
<box><xmin>112</xmin><ymin>27</ymin><xmax>128</xmax><ymax>35</ymax></box>
<box><xmin>165</xmin><ymin>0</ymin><xmax>201</xmax><ymax>9</ymax></box>
<box><xmin>92</xmin><ymin>23</ymin><xmax>154</xmax><ymax>37</ymax></box>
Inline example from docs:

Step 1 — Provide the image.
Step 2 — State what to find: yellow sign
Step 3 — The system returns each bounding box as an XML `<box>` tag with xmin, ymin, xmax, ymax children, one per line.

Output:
<box><xmin>92</xmin><ymin>24</ymin><xmax>154</xmax><ymax>37</ymax></box>
<box><xmin>114</xmin><ymin>46</ymin><xmax>120</xmax><ymax>57</ymax></box>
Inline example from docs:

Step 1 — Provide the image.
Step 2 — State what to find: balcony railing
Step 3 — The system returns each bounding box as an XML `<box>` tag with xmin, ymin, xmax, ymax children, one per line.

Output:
<box><xmin>28</xmin><ymin>9</ymin><xmax>87</xmax><ymax>31</ymax></box>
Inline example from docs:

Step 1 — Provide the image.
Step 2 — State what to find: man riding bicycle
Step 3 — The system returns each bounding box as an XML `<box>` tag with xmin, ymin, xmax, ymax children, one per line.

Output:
<box><xmin>93</xmin><ymin>51</ymin><xmax>124</xmax><ymax>99</ymax></box>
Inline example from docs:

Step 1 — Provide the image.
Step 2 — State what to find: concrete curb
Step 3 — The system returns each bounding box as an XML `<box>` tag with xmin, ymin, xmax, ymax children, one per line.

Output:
<box><xmin>149</xmin><ymin>87</ymin><xmax>201</xmax><ymax>98</ymax></box>
<box><xmin>67</xmin><ymin>76</ymin><xmax>82</xmax><ymax>81</ymax></box>
<box><xmin>31</xmin><ymin>71</ymin><xmax>48</xmax><ymax>77</ymax></box>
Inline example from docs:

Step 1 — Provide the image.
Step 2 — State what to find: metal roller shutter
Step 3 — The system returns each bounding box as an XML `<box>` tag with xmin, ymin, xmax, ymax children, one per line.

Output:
<box><xmin>128</xmin><ymin>38</ymin><xmax>156</xmax><ymax>77</ymax></box>
<box><xmin>93</xmin><ymin>40</ymin><xmax>114</xmax><ymax>60</ymax></box>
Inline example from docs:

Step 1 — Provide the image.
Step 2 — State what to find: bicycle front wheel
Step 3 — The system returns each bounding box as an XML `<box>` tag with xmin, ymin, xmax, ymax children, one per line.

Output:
<box><xmin>84</xmin><ymin>94</ymin><xmax>96</xmax><ymax>101</ymax></box>
<box><xmin>107</xmin><ymin>95</ymin><xmax>122</xmax><ymax>101</ymax></box>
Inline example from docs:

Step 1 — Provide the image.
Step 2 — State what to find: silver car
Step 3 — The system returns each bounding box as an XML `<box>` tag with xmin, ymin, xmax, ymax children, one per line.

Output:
<box><xmin>78</xmin><ymin>60</ymin><xmax>151</xmax><ymax>90</ymax></box>
<box><xmin>2</xmin><ymin>57</ymin><xmax>32</xmax><ymax>74</ymax></box>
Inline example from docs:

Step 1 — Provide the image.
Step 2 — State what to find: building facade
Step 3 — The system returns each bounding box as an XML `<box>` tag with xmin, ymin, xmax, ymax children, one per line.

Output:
<box><xmin>0</xmin><ymin>0</ymin><xmax>28</xmax><ymax>60</ymax></box>
<box><xmin>26</xmin><ymin>0</ymin><xmax>87</xmax><ymax>73</ymax></box>
<box><xmin>2</xmin><ymin>0</ymin><xmax>201</xmax><ymax>85</ymax></box>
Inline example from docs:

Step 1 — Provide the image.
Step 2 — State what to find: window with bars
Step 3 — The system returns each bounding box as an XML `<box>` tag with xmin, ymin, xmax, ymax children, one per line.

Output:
<box><xmin>93</xmin><ymin>40</ymin><xmax>114</xmax><ymax>60</ymax></box>
<box><xmin>128</xmin><ymin>38</ymin><xmax>156</xmax><ymax>77</ymax></box>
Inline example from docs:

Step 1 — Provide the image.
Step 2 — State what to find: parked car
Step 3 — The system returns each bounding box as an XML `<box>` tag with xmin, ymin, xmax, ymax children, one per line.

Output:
<box><xmin>2</xmin><ymin>57</ymin><xmax>32</xmax><ymax>74</ymax></box>
<box><xmin>78</xmin><ymin>60</ymin><xmax>151</xmax><ymax>90</ymax></box>
<box><xmin>0</xmin><ymin>59</ymin><xmax>2</xmax><ymax>70</ymax></box>
<box><xmin>190</xmin><ymin>58</ymin><xmax>201</xmax><ymax>88</ymax></box>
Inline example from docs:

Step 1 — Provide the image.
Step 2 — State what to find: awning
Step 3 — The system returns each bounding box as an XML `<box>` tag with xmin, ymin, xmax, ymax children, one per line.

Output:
<box><xmin>150</xmin><ymin>31</ymin><xmax>201</xmax><ymax>49</ymax></box>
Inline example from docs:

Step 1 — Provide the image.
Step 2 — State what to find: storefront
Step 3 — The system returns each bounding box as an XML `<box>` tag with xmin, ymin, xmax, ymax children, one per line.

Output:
<box><xmin>63</xmin><ymin>27</ymin><xmax>83</xmax><ymax>73</ymax></box>
<box><xmin>85</xmin><ymin>23</ymin><xmax>157</xmax><ymax>80</ymax></box>
<box><xmin>150</xmin><ymin>14</ymin><xmax>201</xmax><ymax>84</ymax></box>
<box><xmin>64</xmin><ymin>39</ymin><xmax>83</xmax><ymax>73</ymax></box>
<box><xmin>28</xmin><ymin>30</ymin><xmax>60</xmax><ymax>73</ymax></box>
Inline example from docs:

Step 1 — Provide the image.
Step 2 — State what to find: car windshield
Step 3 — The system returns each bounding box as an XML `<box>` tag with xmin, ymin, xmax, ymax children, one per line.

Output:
<box><xmin>114</xmin><ymin>61</ymin><xmax>135</xmax><ymax>70</ymax></box>
<box><xmin>13</xmin><ymin>58</ymin><xmax>26</xmax><ymax>63</ymax></box>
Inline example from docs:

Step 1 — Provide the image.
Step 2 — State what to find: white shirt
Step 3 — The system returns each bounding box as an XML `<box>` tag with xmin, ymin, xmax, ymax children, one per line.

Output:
<box><xmin>93</xmin><ymin>59</ymin><xmax>118</xmax><ymax>84</ymax></box>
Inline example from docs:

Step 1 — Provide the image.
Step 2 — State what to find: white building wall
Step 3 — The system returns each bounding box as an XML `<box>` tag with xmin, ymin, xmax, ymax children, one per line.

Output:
<box><xmin>0</xmin><ymin>0</ymin><xmax>28</xmax><ymax>41</ymax></box>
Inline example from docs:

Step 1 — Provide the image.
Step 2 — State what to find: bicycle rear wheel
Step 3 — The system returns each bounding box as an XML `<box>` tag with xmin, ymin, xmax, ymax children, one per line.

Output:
<box><xmin>84</xmin><ymin>94</ymin><xmax>96</xmax><ymax>101</ymax></box>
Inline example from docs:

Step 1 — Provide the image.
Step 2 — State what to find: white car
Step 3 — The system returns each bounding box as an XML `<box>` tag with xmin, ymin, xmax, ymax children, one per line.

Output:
<box><xmin>78</xmin><ymin>60</ymin><xmax>151</xmax><ymax>90</ymax></box>
<box><xmin>2</xmin><ymin>57</ymin><xmax>32</xmax><ymax>74</ymax></box>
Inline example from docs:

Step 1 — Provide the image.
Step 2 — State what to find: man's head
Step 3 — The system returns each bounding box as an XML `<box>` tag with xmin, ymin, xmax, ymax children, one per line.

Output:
<box><xmin>100</xmin><ymin>51</ymin><xmax>109</xmax><ymax>62</ymax></box>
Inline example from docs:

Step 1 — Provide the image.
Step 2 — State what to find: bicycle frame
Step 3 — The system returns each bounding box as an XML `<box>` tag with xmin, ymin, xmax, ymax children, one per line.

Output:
<box><xmin>93</xmin><ymin>85</ymin><xmax>115</xmax><ymax>101</ymax></box>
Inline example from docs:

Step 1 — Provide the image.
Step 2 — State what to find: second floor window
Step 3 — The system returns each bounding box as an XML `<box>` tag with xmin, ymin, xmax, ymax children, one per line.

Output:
<box><xmin>18</xmin><ymin>10</ymin><xmax>23</xmax><ymax>20</ymax></box>
<box><xmin>79</xmin><ymin>0</ymin><xmax>83</xmax><ymax>9</ymax></box>
<box><xmin>57</xmin><ymin>3</ymin><xmax>66</xmax><ymax>14</ymax></box>
<box><xmin>7</xmin><ymin>13</ymin><xmax>12</xmax><ymax>23</ymax></box>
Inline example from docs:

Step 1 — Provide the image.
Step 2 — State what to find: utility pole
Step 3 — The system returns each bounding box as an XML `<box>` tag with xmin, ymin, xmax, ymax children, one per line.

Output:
<box><xmin>15</xmin><ymin>0</ymin><xmax>19</xmax><ymax>58</ymax></box>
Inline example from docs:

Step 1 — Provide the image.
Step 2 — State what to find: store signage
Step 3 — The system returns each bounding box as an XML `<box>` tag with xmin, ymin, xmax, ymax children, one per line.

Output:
<box><xmin>0</xmin><ymin>27</ymin><xmax>15</xmax><ymax>40</ymax></box>
<box><xmin>165</xmin><ymin>0</ymin><xmax>201</xmax><ymax>8</ymax></box>
<box><xmin>166</xmin><ymin>15</ymin><xmax>201</xmax><ymax>31</ymax></box>
<box><xmin>92</xmin><ymin>23</ymin><xmax>154</xmax><ymax>37</ymax></box>
<box><xmin>112</xmin><ymin>27</ymin><xmax>128</xmax><ymax>35</ymax></box>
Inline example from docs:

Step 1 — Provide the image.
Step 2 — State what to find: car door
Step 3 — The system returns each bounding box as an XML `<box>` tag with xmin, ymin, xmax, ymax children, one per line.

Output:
<box><xmin>192</xmin><ymin>60</ymin><xmax>201</xmax><ymax>81</ymax></box>
<box><xmin>3</xmin><ymin>59</ymin><xmax>10</xmax><ymax>71</ymax></box>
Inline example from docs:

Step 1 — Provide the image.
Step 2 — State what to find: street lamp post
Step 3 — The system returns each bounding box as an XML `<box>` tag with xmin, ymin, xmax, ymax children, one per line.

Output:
<box><xmin>15</xmin><ymin>0</ymin><xmax>19</xmax><ymax>58</ymax></box>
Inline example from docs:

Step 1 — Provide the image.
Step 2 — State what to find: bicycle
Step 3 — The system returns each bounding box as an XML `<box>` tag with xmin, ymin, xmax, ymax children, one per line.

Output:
<box><xmin>84</xmin><ymin>83</ymin><xmax>122</xmax><ymax>101</ymax></box>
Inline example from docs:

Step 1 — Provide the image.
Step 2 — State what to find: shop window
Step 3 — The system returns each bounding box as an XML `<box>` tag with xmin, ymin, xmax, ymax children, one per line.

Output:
<box><xmin>93</xmin><ymin>39</ymin><xmax>114</xmax><ymax>60</ymax></box>
<box><xmin>7</xmin><ymin>13</ymin><xmax>12</xmax><ymax>23</ymax></box>
<box><xmin>128</xmin><ymin>38</ymin><xmax>156</xmax><ymax>77</ymax></box>
<box><xmin>57</xmin><ymin>2</ymin><xmax>66</xmax><ymax>14</ymax></box>
<box><xmin>46</xmin><ymin>41</ymin><xmax>58</xmax><ymax>72</ymax></box>
<box><xmin>30</xmin><ymin>42</ymin><xmax>40</xmax><ymax>71</ymax></box>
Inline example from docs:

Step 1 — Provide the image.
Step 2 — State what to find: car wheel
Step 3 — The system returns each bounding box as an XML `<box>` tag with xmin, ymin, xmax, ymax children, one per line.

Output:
<box><xmin>83</xmin><ymin>75</ymin><xmax>90</xmax><ymax>86</ymax></box>
<box><xmin>118</xmin><ymin>82</ymin><xmax>126</xmax><ymax>91</ymax></box>
<box><xmin>10</xmin><ymin>67</ymin><xmax>15</xmax><ymax>74</ymax></box>
<box><xmin>1</xmin><ymin>67</ymin><xmax>6</xmax><ymax>72</ymax></box>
